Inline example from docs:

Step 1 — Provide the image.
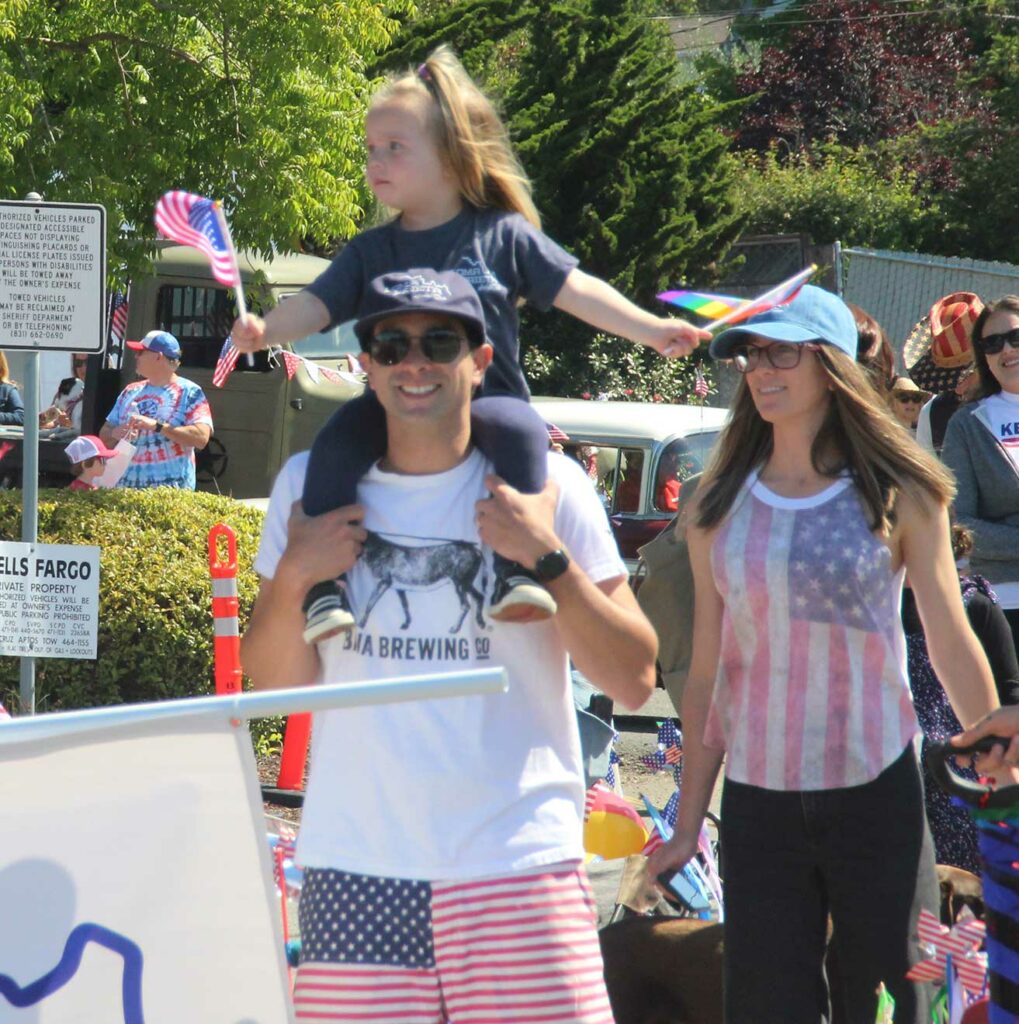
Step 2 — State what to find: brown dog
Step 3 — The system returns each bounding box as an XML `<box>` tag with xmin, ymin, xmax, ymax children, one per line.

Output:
<box><xmin>600</xmin><ymin>915</ymin><xmax>724</xmax><ymax>1024</ymax></box>
<box><xmin>598</xmin><ymin>863</ymin><xmax>983</xmax><ymax>1024</ymax></box>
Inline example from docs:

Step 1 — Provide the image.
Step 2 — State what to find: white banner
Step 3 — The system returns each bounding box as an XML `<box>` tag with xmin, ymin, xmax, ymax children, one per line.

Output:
<box><xmin>0</xmin><ymin>717</ymin><xmax>293</xmax><ymax>1023</ymax></box>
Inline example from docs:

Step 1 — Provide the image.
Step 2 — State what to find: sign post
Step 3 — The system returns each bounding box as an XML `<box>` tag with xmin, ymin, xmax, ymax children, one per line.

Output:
<box><xmin>0</xmin><ymin>194</ymin><xmax>106</xmax><ymax>712</ymax></box>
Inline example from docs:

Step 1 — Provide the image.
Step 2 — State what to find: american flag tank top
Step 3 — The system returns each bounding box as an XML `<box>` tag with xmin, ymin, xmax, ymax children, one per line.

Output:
<box><xmin>706</xmin><ymin>473</ymin><xmax>918</xmax><ymax>791</ymax></box>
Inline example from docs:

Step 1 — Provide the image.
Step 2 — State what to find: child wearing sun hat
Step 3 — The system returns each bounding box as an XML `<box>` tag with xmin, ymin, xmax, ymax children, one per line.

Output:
<box><xmin>64</xmin><ymin>434</ymin><xmax>117</xmax><ymax>491</ymax></box>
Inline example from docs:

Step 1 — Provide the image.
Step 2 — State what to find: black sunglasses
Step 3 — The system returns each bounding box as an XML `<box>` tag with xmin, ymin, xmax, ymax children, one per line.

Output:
<box><xmin>976</xmin><ymin>327</ymin><xmax>1019</xmax><ymax>356</ymax></box>
<box><xmin>73</xmin><ymin>358</ymin><xmax>88</xmax><ymax>367</ymax></box>
<box><xmin>368</xmin><ymin>327</ymin><xmax>466</xmax><ymax>366</ymax></box>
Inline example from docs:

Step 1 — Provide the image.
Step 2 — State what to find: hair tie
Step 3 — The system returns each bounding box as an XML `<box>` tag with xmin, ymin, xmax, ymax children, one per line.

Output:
<box><xmin>417</xmin><ymin>63</ymin><xmax>432</xmax><ymax>82</ymax></box>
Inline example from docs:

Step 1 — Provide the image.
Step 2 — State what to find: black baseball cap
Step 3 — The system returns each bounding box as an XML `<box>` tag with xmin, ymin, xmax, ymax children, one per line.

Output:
<box><xmin>354</xmin><ymin>269</ymin><xmax>488</xmax><ymax>350</ymax></box>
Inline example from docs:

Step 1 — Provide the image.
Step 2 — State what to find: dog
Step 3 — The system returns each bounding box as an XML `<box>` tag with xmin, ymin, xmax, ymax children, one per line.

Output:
<box><xmin>600</xmin><ymin>915</ymin><xmax>724</xmax><ymax>1024</ymax></box>
<box><xmin>598</xmin><ymin>861</ymin><xmax>983</xmax><ymax>1024</ymax></box>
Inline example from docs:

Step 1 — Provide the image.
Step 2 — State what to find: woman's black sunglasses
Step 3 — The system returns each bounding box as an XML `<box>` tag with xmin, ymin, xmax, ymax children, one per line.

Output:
<box><xmin>368</xmin><ymin>327</ymin><xmax>466</xmax><ymax>366</ymax></box>
<box><xmin>976</xmin><ymin>328</ymin><xmax>1019</xmax><ymax>356</ymax></box>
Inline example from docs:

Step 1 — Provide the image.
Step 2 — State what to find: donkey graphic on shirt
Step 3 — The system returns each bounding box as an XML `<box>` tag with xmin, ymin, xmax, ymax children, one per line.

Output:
<box><xmin>356</xmin><ymin>531</ymin><xmax>487</xmax><ymax>634</ymax></box>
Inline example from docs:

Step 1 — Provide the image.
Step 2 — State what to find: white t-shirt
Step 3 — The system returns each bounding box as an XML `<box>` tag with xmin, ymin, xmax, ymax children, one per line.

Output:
<box><xmin>254</xmin><ymin>448</ymin><xmax>626</xmax><ymax>881</ymax></box>
<box><xmin>980</xmin><ymin>391</ymin><xmax>1019</xmax><ymax>472</ymax></box>
<box><xmin>975</xmin><ymin>391</ymin><xmax>1019</xmax><ymax>607</ymax></box>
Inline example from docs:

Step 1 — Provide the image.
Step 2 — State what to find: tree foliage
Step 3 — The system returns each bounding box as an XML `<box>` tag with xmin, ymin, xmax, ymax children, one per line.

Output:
<box><xmin>725</xmin><ymin>0</ymin><xmax>988</xmax><ymax>159</ymax></box>
<box><xmin>733</xmin><ymin>144</ymin><xmax>936</xmax><ymax>251</ymax></box>
<box><xmin>0</xmin><ymin>0</ymin><xmax>411</xmax><ymax>279</ymax></box>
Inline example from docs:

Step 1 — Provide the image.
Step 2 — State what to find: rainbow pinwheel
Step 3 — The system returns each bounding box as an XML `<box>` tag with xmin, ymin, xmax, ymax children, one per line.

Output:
<box><xmin>906</xmin><ymin>907</ymin><xmax>988</xmax><ymax>994</ymax></box>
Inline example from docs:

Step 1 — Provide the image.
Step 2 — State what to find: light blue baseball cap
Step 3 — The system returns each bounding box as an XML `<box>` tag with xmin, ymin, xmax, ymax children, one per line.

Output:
<box><xmin>709</xmin><ymin>285</ymin><xmax>858</xmax><ymax>361</ymax></box>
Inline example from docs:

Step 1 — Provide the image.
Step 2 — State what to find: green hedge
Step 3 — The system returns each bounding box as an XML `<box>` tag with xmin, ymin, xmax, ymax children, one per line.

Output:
<box><xmin>0</xmin><ymin>488</ymin><xmax>266</xmax><ymax>713</ymax></box>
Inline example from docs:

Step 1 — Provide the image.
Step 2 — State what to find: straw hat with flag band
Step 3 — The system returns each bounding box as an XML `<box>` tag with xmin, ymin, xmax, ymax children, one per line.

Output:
<box><xmin>903</xmin><ymin>292</ymin><xmax>984</xmax><ymax>394</ymax></box>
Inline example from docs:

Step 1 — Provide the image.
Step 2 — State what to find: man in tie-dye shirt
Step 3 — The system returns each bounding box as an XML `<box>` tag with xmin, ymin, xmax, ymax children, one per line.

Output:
<box><xmin>100</xmin><ymin>331</ymin><xmax>213</xmax><ymax>490</ymax></box>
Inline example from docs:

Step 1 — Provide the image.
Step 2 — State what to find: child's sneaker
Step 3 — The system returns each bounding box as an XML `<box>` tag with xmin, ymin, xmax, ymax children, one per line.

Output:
<box><xmin>488</xmin><ymin>572</ymin><xmax>557</xmax><ymax>623</ymax></box>
<box><xmin>302</xmin><ymin>579</ymin><xmax>355</xmax><ymax>644</ymax></box>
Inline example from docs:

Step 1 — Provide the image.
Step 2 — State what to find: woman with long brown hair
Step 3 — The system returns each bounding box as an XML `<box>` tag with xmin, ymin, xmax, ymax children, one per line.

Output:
<box><xmin>0</xmin><ymin>352</ymin><xmax>24</xmax><ymax>426</ymax></box>
<box><xmin>648</xmin><ymin>286</ymin><xmax>999</xmax><ymax>1023</ymax></box>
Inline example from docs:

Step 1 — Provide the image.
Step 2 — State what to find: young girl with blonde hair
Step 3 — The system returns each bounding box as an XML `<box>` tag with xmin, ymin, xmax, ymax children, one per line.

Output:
<box><xmin>232</xmin><ymin>45</ymin><xmax>707</xmax><ymax>642</ymax></box>
<box><xmin>647</xmin><ymin>286</ymin><xmax>1001</xmax><ymax>1023</ymax></box>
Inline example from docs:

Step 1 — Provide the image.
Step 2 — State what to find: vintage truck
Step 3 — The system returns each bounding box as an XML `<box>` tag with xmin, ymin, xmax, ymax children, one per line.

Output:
<box><xmin>0</xmin><ymin>242</ymin><xmax>363</xmax><ymax>497</ymax></box>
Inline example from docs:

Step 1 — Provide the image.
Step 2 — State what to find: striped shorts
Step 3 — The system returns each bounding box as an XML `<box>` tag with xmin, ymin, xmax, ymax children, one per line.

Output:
<box><xmin>293</xmin><ymin>861</ymin><xmax>614</xmax><ymax>1023</ymax></box>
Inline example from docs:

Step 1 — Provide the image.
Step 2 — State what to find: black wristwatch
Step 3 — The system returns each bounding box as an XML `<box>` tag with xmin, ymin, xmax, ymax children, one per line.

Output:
<box><xmin>533</xmin><ymin>547</ymin><xmax>570</xmax><ymax>583</ymax></box>
<box><xmin>154</xmin><ymin>420</ymin><xmax>164</xmax><ymax>434</ymax></box>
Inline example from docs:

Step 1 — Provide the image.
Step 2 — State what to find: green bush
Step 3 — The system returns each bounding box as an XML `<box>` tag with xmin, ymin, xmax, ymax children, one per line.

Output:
<box><xmin>0</xmin><ymin>488</ymin><xmax>266</xmax><ymax>713</ymax></box>
<box><xmin>733</xmin><ymin>143</ymin><xmax>938</xmax><ymax>251</ymax></box>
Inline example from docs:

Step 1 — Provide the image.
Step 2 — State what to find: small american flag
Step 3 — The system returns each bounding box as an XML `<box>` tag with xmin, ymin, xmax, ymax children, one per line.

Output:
<box><xmin>641</xmin><ymin>829</ymin><xmax>664</xmax><ymax>857</ymax></box>
<box><xmin>694</xmin><ymin>366</ymin><xmax>709</xmax><ymax>400</ymax></box>
<box><xmin>155</xmin><ymin>191</ymin><xmax>240</xmax><ymax>287</ymax></box>
<box><xmin>546</xmin><ymin>423</ymin><xmax>570</xmax><ymax>445</ymax></box>
<box><xmin>108</xmin><ymin>290</ymin><xmax>129</xmax><ymax>347</ymax></box>
<box><xmin>212</xmin><ymin>337</ymin><xmax>241</xmax><ymax>388</ymax></box>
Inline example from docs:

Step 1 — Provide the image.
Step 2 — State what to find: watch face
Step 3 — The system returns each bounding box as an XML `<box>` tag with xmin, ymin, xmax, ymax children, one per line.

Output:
<box><xmin>535</xmin><ymin>549</ymin><xmax>569</xmax><ymax>582</ymax></box>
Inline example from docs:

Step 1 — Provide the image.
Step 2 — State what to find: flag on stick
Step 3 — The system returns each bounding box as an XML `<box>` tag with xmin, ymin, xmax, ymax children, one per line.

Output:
<box><xmin>154</xmin><ymin>192</ymin><xmax>241</xmax><ymax>288</ymax></box>
<box><xmin>702</xmin><ymin>265</ymin><xmax>817</xmax><ymax>332</ymax></box>
<box><xmin>693</xmin><ymin>366</ymin><xmax>709</xmax><ymax>400</ymax></box>
<box><xmin>657</xmin><ymin>289</ymin><xmax>743</xmax><ymax>320</ymax></box>
<box><xmin>212</xmin><ymin>337</ymin><xmax>241</xmax><ymax>388</ymax></box>
<box><xmin>108</xmin><ymin>290</ymin><xmax>129</xmax><ymax>347</ymax></box>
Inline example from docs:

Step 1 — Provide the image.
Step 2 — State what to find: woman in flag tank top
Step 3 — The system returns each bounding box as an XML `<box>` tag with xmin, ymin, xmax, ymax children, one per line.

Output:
<box><xmin>648</xmin><ymin>285</ymin><xmax>1001</xmax><ymax>1023</ymax></box>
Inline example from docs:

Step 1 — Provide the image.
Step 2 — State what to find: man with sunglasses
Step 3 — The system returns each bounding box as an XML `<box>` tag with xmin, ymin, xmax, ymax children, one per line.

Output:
<box><xmin>243</xmin><ymin>268</ymin><xmax>657</xmax><ymax>1020</ymax></box>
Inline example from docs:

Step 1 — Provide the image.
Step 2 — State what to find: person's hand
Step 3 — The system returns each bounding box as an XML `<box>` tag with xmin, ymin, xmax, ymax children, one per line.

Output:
<box><xmin>107</xmin><ymin>422</ymin><xmax>131</xmax><ymax>441</ymax></box>
<box><xmin>278</xmin><ymin>501</ymin><xmax>367</xmax><ymax>589</ymax></box>
<box><xmin>952</xmin><ymin>706</ymin><xmax>1019</xmax><ymax>774</ymax></box>
<box><xmin>230</xmin><ymin>314</ymin><xmax>268</xmax><ymax>353</ymax></box>
<box><xmin>55</xmin><ymin>409</ymin><xmax>72</xmax><ymax>428</ymax></box>
<box><xmin>475</xmin><ymin>476</ymin><xmax>560</xmax><ymax>568</ymax></box>
<box><xmin>645</xmin><ymin>827</ymin><xmax>700</xmax><ymax>888</ymax></box>
<box><xmin>641</xmin><ymin>317</ymin><xmax>712</xmax><ymax>359</ymax></box>
<box><xmin>128</xmin><ymin>413</ymin><xmax>159</xmax><ymax>434</ymax></box>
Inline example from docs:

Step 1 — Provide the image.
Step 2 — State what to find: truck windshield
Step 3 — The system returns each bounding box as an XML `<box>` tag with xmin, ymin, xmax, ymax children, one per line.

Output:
<box><xmin>291</xmin><ymin>320</ymin><xmax>360</xmax><ymax>360</ymax></box>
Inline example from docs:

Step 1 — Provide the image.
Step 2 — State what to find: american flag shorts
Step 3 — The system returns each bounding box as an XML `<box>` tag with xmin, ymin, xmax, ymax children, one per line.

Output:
<box><xmin>293</xmin><ymin>861</ymin><xmax>614</xmax><ymax>1023</ymax></box>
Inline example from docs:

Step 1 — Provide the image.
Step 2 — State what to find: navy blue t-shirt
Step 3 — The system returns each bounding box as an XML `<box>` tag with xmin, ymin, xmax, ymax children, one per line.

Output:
<box><xmin>305</xmin><ymin>206</ymin><xmax>578</xmax><ymax>399</ymax></box>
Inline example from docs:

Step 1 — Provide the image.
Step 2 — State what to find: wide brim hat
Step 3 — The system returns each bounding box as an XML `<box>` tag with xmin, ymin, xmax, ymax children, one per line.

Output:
<box><xmin>890</xmin><ymin>376</ymin><xmax>932</xmax><ymax>399</ymax></box>
<box><xmin>903</xmin><ymin>292</ymin><xmax>982</xmax><ymax>393</ymax></box>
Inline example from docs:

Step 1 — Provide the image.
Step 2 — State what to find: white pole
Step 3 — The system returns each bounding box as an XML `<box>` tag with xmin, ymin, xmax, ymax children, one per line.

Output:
<box><xmin>0</xmin><ymin>668</ymin><xmax>508</xmax><ymax>745</ymax></box>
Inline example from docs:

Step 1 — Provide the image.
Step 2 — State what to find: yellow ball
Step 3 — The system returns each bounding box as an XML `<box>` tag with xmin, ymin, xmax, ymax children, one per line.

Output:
<box><xmin>583</xmin><ymin>809</ymin><xmax>649</xmax><ymax>859</ymax></box>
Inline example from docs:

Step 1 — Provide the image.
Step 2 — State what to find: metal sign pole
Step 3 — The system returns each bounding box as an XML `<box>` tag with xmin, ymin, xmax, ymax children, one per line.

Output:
<box><xmin>18</xmin><ymin>191</ymin><xmax>43</xmax><ymax>715</ymax></box>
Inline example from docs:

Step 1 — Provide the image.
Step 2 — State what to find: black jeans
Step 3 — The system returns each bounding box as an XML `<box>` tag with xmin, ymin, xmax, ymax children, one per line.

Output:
<box><xmin>720</xmin><ymin>745</ymin><xmax>938</xmax><ymax>1024</ymax></box>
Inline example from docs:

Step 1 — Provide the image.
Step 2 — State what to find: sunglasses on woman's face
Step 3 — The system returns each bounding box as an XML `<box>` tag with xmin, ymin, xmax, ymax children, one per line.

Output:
<box><xmin>368</xmin><ymin>326</ymin><xmax>467</xmax><ymax>366</ymax></box>
<box><xmin>73</xmin><ymin>358</ymin><xmax>88</xmax><ymax>368</ymax></box>
<box><xmin>976</xmin><ymin>327</ymin><xmax>1019</xmax><ymax>356</ymax></box>
<box><xmin>894</xmin><ymin>393</ymin><xmax>924</xmax><ymax>404</ymax></box>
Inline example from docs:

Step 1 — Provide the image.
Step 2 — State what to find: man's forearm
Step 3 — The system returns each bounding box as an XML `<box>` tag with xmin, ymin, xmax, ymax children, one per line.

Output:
<box><xmin>548</xmin><ymin>568</ymin><xmax>657</xmax><ymax>711</ymax></box>
<box><xmin>164</xmin><ymin>423</ymin><xmax>210</xmax><ymax>448</ymax></box>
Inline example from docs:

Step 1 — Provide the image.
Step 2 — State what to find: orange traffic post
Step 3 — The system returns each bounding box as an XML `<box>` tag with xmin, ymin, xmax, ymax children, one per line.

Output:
<box><xmin>277</xmin><ymin>712</ymin><xmax>311</xmax><ymax>791</ymax></box>
<box><xmin>208</xmin><ymin>523</ymin><xmax>242</xmax><ymax>696</ymax></box>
